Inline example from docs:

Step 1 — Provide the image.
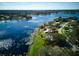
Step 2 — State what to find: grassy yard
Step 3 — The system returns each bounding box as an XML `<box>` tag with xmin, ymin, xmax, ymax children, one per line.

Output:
<box><xmin>28</xmin><ymin>30</ymin><xmax>46</xmax><ymax>56</ymax></box>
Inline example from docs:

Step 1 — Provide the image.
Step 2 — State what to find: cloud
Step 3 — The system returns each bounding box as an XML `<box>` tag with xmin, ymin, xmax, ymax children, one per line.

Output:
<box><xmin>0</xmin><ymin>2</ymin><xmax>79</xmax><ymax>10</ymax></box>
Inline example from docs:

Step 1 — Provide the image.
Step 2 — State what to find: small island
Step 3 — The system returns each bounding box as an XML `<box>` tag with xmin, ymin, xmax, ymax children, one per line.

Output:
<box><xmin>0</xmin><ymin>14</ymin><xmax>32</xmax><ymax>21</ymax></box>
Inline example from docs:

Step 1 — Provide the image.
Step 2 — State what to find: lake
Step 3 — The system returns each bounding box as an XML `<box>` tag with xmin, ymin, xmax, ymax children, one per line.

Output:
<box><xmin>0</xmin><ymin>13</ymin><xmax>79</xmax><ymax>55</ymax></box>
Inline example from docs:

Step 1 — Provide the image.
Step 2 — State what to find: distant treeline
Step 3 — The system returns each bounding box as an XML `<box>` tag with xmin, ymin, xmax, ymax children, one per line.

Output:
<box><xmin>0</xmin><ymin>10</ymin><xmax>79</xmax><ymax>15</ymax></box>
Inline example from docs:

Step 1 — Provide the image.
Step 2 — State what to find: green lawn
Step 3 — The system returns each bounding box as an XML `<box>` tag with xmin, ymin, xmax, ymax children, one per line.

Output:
<box><xmin>28</xmin><ymin>30</ymin><xmax>46</xmax><ymax>56</ymax></box>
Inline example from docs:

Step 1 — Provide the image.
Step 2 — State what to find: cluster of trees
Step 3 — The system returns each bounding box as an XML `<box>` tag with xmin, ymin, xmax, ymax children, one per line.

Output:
<box><xmin>0</xmin><ymin>14</ymin><xmax>32</xmax><ymax>21</ymax></box>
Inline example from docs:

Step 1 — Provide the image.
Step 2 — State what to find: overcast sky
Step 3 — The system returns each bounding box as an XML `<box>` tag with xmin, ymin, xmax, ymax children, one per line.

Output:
<box><xmin>0</xmin><ymin>2</ymin><xmax>79</xmax><ymax>10</ymax></box>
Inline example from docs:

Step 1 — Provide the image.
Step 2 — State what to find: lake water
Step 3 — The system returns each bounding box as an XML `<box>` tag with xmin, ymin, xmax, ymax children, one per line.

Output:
<box><xmin>0</xmin><ymin>13</ymin><xmax>79</xmax><ymax>55</ymax></box>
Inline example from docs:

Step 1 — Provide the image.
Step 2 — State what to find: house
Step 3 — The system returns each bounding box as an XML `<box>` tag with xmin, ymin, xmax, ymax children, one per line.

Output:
<box><xmin>43</xmin><ymin>26</ymin><xmax>58</xmax><ymax>33</ymax></box>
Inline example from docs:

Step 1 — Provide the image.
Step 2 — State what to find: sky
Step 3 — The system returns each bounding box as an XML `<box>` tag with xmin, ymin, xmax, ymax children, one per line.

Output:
<box><xmin>0</xmin><ymin>2</ymin><xmax>79</xmax><ymax>10</ymax></box>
